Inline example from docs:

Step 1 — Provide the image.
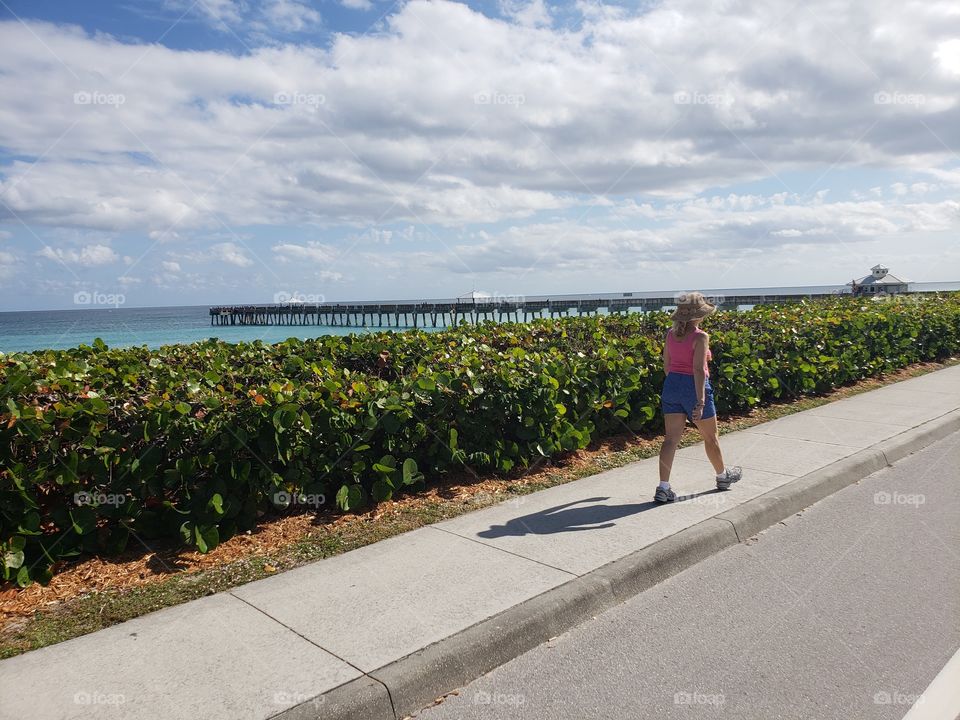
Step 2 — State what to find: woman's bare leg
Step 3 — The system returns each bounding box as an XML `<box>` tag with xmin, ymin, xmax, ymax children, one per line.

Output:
<box><xmin>659</xmin><ymin>413</ymin><xmax>688</xmax><ymax>484</ymax></box>
<box><xmin>693</xmin><ymin>415</ymin><xmax>725</xmax><ymax>474</ymax></box>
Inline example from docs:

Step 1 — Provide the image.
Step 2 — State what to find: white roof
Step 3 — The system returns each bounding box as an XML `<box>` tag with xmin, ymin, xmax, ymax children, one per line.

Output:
<box><xmin>849</xmin><ymin>273</ymin><xmax>910</xmax><ymax>286</ymax></box>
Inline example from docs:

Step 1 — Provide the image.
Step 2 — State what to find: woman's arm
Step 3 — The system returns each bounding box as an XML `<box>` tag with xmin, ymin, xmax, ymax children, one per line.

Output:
<box><xmin>663</xmin><ymin>333</ymin><xmax>671</xmax><ymax>375</ymax></box>
<box><xmin>692</xmin><ymin>334</ymin><xmax>708</xmax><ymax>420</ymax></box>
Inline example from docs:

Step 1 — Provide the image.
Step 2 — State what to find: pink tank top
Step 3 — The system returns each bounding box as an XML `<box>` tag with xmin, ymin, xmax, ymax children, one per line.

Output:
<box><xmin>666</xmin><ymin>328</ymin><xmax>712</xmax><ymax>376</ymax></box>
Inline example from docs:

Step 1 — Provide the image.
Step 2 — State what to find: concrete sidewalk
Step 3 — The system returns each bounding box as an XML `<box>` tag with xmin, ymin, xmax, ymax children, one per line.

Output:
<box><xmin>3</xmin><ymin>365</ymin><xmax>960</xmax><ymax>720</ymax></box>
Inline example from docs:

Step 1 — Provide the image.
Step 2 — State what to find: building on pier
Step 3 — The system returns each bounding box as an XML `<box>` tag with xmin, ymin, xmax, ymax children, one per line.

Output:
<box><xmin>848</xmin><ymin>264</ymin><xmax>910</xmax><ymax>296</ymax></box>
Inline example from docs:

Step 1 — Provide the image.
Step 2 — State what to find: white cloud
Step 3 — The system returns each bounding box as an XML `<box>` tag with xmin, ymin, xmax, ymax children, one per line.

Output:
<box><xmin>161</xmin><ymin>260</ymin><xmax>182</xmax><ymax>272</ymax></box>
<box><xmin>499</xmin><ymin>0</ymin><xmax>551</xmax><ymax>27</ymax></box>
<box><xmin>339</xmin><ymin>0</ymin><xmax>373</xmax><ymax>9</ymax></box>
<box><xmin>164</xmin><ymin>0</ymin><xmax>321</xmax><ymax>34</ymax></box>
<box><xmin>430</xmin><ymin>193</ymin><xmax>960</xmax><ymax>275</ymax></box>
<box><xmin>0</xmin><ymin>250</ymin><xmax>16</xmax><ymax>278</ymax></box>
<box><xmin>273</xmin><ymin>241</ymin><xmax>337</xmax><ymax>263</ymax></box>
<box><xmin>148</xmin><ymin>230</ymin><xmax>183</xmax><ymax>243</ymax></box>
<box><xmin>257</xmin><ymin>0</ymin><xmax>322</xmax><ymax>33</ymax></box>
<box><xmin>1</xmin><ymin>2</ymin><xmax>959</xmax><ymax>237</ymax></box>
<box><xmin>935</xmin><ymin>38</ymin><xmax>960</xmax><ymax>76</ymax></box>
<box><xmin>210</xmin><ymin>242</ymin><xmax>254</xmax><ymax>267</ymax></box>
<box><xmin>37</xmin><ymin>243</ymin><xmax>120</xmax><ymax>266</ymax></box>
<box><xmin>164</xmin><ymin>0</ymin><xmax>244</xmax><ymax>28</ymax></box>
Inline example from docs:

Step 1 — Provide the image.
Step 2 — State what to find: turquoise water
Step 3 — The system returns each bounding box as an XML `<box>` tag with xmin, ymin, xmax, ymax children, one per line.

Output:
<box><xmin>2</xmin><ymin>282</ymin><xmax>958</xmax><ymax>353</ymax></box>
<box><xmin>0</xmin><ymin>306</ymin><xmax>392</xmax><ymax>354</ymax></box>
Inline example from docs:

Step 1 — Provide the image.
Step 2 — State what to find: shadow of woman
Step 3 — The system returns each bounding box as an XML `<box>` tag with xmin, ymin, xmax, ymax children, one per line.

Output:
<box><xmin>477</xmin><ymin>490</ymin><xmax>723</xmax><ymax>538</ymax></box>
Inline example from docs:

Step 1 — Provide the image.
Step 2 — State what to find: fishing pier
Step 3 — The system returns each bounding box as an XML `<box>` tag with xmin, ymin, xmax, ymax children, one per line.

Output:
<box><xmin>209</xmin><ymin>287</ymin><xmax>866</xmax><ymax>328</ymax></box>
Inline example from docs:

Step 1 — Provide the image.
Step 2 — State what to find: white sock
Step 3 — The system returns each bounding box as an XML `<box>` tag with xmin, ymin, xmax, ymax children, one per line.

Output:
<box><xmin>659</xmin><ymin>481</ymin><xmax>671</xmax><ymax>490</ymax></box>
<box><xmin>716</xmin><ymin>469</ymin><xmax>728</xmax><ymax>479</ymax></box>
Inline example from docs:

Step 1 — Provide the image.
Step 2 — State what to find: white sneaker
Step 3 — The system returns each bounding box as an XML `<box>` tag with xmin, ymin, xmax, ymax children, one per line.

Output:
<box><xmin>716</xmin><ymin>466</ymin><xmax>743</xmax><ymax>490</ymax></box>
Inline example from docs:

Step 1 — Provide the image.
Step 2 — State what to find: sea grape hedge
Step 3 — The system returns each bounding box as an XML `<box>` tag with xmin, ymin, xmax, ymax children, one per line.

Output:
<box><xmin>2</xmin><ymin>294</ymin><xmax>959</xmax><ymax>585</ymax></box>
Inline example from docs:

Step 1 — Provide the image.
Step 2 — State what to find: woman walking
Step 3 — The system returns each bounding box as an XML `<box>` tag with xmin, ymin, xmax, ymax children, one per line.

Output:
<box><xmin>655</xmin><ymin>292</ymin><xmax>742</xmax><ymax>503</ymax></box>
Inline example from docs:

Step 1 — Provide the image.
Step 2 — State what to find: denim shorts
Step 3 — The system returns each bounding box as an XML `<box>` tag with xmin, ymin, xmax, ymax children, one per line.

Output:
<box><xmin>661</xmin><ymin>372</ymin><xmax>716</xmax><ymax>421</ymax></box>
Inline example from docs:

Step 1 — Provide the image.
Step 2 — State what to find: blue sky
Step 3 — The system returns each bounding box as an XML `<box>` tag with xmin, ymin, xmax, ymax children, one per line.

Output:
<box><xmin>1</xmin><ymin>0</ymin><xmax>959</xmax><ymax>310</ymax></box>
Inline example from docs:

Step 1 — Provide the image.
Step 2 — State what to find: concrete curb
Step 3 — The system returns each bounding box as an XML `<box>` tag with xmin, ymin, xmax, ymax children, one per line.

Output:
<box><xmin>270</xmin><ymin>676</ymin><xmax>393</xmax><ymax>720</ymax></box>
<box><xmin>877</xmin><ymin>409</ymin><xmax>960</xmax><ymax>465</ymax></box>
<box><xmin>276</xmin><ymin>410</ymin><xmax>960</xmax><ymax>720</ymax></box>
<box><xmin>717</xmin><ymin>409</ymin><xmax>960</xmax><ymax>540</ymax></box>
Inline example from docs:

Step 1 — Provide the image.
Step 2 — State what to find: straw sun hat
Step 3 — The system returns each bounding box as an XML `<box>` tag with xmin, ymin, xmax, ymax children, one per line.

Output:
<box><xmin>671</xmin><ymin>292</ymin><xmax>717</xmax><ymax>322</ymax></box>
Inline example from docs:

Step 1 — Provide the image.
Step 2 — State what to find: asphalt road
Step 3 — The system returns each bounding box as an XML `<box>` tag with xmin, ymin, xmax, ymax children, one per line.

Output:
<box><xmin>415</xmin><ymin>431</ymin><xmax>960</xmax><ymax>720</ymax></box>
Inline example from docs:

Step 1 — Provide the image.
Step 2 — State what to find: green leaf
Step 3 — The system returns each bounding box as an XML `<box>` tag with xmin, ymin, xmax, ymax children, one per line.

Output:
<box><xmin>335</xmin><ymin>483</ymin><xmax>365</xmax><ymax>511</ymax></box>
<box><xmin>381</xmin><ymin>413</ymin><xmax>402</xmax><ymax>434</ymax></box>
<box><xmin>373</xmin><ymin>454</ymin><xmax>397</xmax><ymax>473</ymax></box>
<box><xmin>402</xmin><ymin>458</ymin><xmax>424</xmax><ymax>486</ymax></box>
<box><xmin>194</xmin><ymin>524</ymin><xmax>219</xmax><ymax>553</ymax></box>
<box><xmin>16</xmin><ymin>566</ymin><xmax>31</xmax><ymax>587</ymax></box>
<box><xmin>87</xmin><ymin>397</ymin><xmax>110</xmax><ymax>414</ymax></box>
<box><xmin>3</xmin><ymin>549</ymin><xmax>25</xmax><ymax>570</ymax></box>
<box><xmin>208</xmin><ymin>493</ymin><xmax>224</xmax><ymax>516</ymax></box>
<box><xmin>416</xmin><ymin>376</ymin><xmax>436</xmax><ymax>391</ymax></box>
<box><xmin>372</xmin><ymin>478</ymin><xmax>394</xmax><ymax>502</ymax></box>
<box><xmin>70</xmin><ymin>506</ymin><xmax>97</xmax><ymax>535</ymax></box>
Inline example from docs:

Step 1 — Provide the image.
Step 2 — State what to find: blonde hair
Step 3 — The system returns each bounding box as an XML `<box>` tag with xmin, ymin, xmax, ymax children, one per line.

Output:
<box><xmin>672</xmin><ymin>318</ymin><xmax>696</xmax><ymax>339</ymax></box>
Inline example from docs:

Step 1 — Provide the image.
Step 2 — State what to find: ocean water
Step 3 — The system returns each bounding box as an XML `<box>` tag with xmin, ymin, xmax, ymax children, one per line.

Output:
<box><xmin>2</xmin><ymin>282</ymin><xmax>958</xmax><ymax>354</ymax></box>
<box><xmin>0</xmin><ymin>305</ymin><xmax>379</xmax><ymax>354</ymax></box>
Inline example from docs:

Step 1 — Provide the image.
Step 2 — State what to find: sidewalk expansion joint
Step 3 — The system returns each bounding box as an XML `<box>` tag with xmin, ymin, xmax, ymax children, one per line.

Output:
<box><xmin>230</xmin><ymin>592</ymin><xmax>399</xmax><ymax>719</ymax></box>
<box><xmin>427</xmin><ymin>525</ymin><xmax>580</xmax><ymax>578</ymax></box>
<box><xmin>718</xmin><ymin>516</ymin><xmax>742</xmax><ymax>543</ymax></box>
<box><xmin>741</xmin><ymin>430</ymin><xmax>867</xmax><ymax>450</ymax></box>
<box><xmin>805</xmin><ymin>415</ymin><xmax>913</xmax><ymax>428</ymax></box>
